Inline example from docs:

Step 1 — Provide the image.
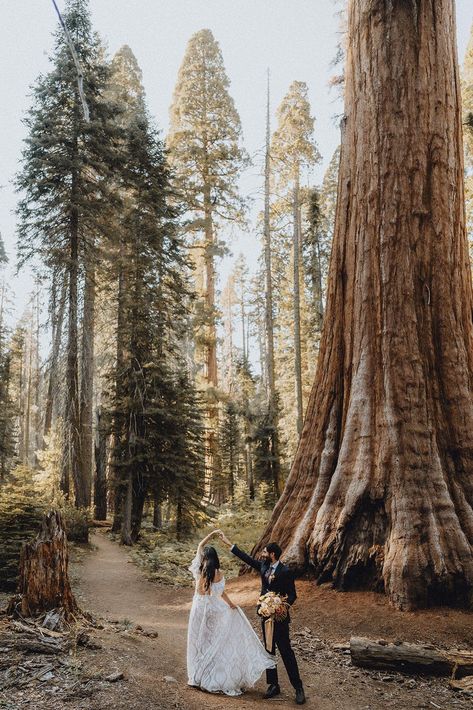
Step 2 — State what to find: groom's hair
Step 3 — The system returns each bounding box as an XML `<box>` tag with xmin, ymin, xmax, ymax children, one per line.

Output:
<box><xmin>266</xmin><ymin>542</ymin><xmax>282</xmax><ymax>560</ymax></box>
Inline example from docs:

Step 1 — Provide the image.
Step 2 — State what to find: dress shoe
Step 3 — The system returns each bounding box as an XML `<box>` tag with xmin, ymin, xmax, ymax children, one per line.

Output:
<box><xmin>295</xmin><ymin>685</ymin><xmax>306</xmax><ymax>704</ymax></box>
<box><xmin>263</xmin><ymin>684</ymin><xmax>281</xmax><ymax>699</ymax></box>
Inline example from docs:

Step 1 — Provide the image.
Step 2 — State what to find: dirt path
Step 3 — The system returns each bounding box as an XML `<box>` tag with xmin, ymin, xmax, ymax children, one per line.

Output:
<box><xmin>76</xmin><ymin>530</ymin><xmax>318</xmax><ymax>709</ymax></box>
<box><xmin>73</xmin><ymin>531</ymin><xmax>473</xmax><ymax>710</ymax></box>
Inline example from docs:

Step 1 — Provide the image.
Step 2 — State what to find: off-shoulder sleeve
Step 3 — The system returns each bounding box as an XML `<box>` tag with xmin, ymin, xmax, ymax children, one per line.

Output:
<box><xmin>188</xmin><ymin>548</ymin><xmax>202</xmax><ymax>580</ymax></box>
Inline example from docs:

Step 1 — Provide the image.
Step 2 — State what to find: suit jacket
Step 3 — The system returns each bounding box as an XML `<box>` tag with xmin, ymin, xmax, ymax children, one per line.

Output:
<box><xmin>231</xmin><ymin>544</ymin><xmax>297</xmax><ymax>622</ymax></box>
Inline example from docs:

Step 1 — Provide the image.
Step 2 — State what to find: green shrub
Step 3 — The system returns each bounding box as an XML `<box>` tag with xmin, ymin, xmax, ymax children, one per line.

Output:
<box><xmin>132</xmin><ymin>497</ymin><xmax>272</xmax><ymax>587</ymax></box>
<box><xmin>61</xmin><ymin>503</ymin><xmax>89</xmax><ymax>543</ymax></box>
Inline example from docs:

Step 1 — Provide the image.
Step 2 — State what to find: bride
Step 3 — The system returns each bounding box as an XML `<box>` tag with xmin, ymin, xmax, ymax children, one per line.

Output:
<box><xmin>187</xmin><ymin>529</ymin><xmax>275</xmax><ymax>696</ymax></box>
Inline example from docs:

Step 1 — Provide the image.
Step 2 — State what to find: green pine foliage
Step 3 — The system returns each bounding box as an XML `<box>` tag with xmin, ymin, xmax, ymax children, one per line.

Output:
<box><xmin>220</xmin><ymin>400</ymin><xmax>240</xmax><ymax>503</ymax></box>
<box><xmin>0</xmin><ymin>235</ymin><xmax>6</xmax><ymax>266</ymax></box>
<box><xmin>253</xmin><ymin>393</ymin><xmax>284</xmax><ymax>506</ymax></box>
<box><xmin>16</xmin><ymin>0</ymin><xmax>121</xmax><ymax>273</ymax></box>
<box><xmin>107</xmin><ymin>112</ymin><xmax>205</xmax><ymax>542</ymax></box>
<box><xmin>131</xmin><ymin>484</ymin><xmax>272</xmax><ymax>587</ymax></box>
<box><xmin>0</xmin><ymin>350</ymin><xmax>15</xmax><ymax>478</ymax></box>
<box><xmin>166</xmin><ymin>370</ymin><xmax>206</xmax><ymax>539</ymax></box>
<box><xmin>15</xmin><ymin>0</ymin><xmax>123</xmax><ymax>508</ymax></box>
<box><xmin>7</xmin><ymin>12</ymin><xmax>344</xmax><ymax>548</ymax></box>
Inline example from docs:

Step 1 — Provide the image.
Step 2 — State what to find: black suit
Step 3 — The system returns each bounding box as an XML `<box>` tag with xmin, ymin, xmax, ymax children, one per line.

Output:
<box><xmin>231</xmin><ymin>545</ymin><xmax>302</xmax><ymax>690</ymax></box>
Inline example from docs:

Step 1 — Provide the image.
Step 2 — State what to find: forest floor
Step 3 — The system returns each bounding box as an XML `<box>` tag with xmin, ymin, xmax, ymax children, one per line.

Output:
<box><xmin>3</xmin><ymin>529</ymin><xmax>473</xmax><ymax>710</ymax></box>
<box><xmin>73</xmin><ymin>530</ymin><xmax>473</xmax><ymax>710</ymax></box>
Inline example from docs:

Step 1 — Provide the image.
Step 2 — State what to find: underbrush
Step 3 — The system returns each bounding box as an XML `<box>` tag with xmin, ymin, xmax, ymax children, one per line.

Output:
<box><xmin>131</xmin><ymin>484</ymin><xmax>272</xmax><ymax>587</ymax></box>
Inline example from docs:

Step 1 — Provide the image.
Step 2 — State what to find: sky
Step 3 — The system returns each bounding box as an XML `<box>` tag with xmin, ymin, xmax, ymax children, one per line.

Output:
<box><xmin>1</xmin><ymin>0</ymin><xmax>472</xmax><ymax>330</ymax></box>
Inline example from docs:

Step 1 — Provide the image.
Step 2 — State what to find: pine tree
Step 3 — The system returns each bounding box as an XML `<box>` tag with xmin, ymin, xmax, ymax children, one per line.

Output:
<box><xmin>319</xmin><ymin>146</ymin><xmax>340</xmax><ymax>287</ymax></box>
<box><xmin>271</xmin><ymin>81</ymin><xmax>321</xmax><ymax>435</ymax></box>
<box><xmin>233</xmin><ymin>254</ymin><xmax>250</xmax><ymax>364</ymax></box>
<box><xmin>16</xmin><ymin>0</ymin><xmax>122</xmax><ymax>508</ymax></box>
<box><xmin>220</xmin><ymin>275</ymin><xmax>237</xmax><ymax>392</ymax></box>
<box><xmin>44</xmin><ymin>273</ymin><xmax>67</xmax><ymax>438</ymax></box>
<box><xmin>253</xmin><ymin>393</ymin><xmax>283</xmax><ymax>507</ymax></box>
<box><xmin>103</xmin><ymin>45</ymin><xmax>148</xmax><ymax>528</ymax></box>
<box><xmin>0</xmin><ymin>347</ymin><xmax>14</xmax><ymax>479</ymax></box>
<box><xmin>168</xmin><ymin>29</ymin><xmax>248</xmax><ymax>499</ymax></box>
<box><xmin>0</xmin><ymin>235</ymin><xmax>6</xmax><ymax>268</ymax></box>
<box><xmin>233</xmin><ymin>358</ymin><xmax>259</xmax><ymax>499</ymax></box>
<box><xmin>0</xmin><ymin>249</ymin><xmax>14</xmax><ymax>479</ymax></box>
<box><xmin>220</xmin><ymin>400</ymin><xmax>240</xmax><ymax>503</ymax></box>
<box><xmin>166</xmin><ymin>370</ymin><xmax>205</xmax><ymax>540</ymax></box>
<box><xmin>107</xmin><ymin>107</ymin><xmax>201</xmax><ymax>543</ymax></box>
<box><xmin>261</xmin><ymin>78</ymin><xmax>282</xmax><ymax>495</ymax></box>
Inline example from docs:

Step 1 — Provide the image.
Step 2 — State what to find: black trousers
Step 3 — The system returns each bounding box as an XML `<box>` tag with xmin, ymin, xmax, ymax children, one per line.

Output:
<box><xmin>263</xmin><ymin>620</ymin><xmax>302</xmax><ymax>689</ymax></box>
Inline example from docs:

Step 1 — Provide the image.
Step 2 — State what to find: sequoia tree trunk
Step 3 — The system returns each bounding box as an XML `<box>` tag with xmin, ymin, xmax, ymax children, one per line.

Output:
<box><xmin>256</xmin><ymin>0</ymin><xmax>473</xmax><ymax>610</ymax></box>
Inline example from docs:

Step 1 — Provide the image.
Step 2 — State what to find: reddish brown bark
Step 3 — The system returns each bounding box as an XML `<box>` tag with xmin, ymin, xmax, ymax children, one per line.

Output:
<box><xmin>12</xmin><ymin>511</ymin><xmax>77</xmax><ymax>619</ymax></box>
<box><xmin>256</xmin><ymin>0</ymin><xmax>473</xmax><ymax>609</ymax></box>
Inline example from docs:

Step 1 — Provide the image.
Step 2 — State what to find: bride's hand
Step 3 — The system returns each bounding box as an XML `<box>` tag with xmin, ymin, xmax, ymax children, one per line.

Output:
<box><xmin>219</xmin><ymin>531</ymin><xmax>232</xmax><ymax>547</ymax></box>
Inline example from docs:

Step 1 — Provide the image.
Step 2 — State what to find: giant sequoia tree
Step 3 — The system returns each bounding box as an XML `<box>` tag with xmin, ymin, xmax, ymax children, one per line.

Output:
<box><xmin>167</xmin><ymin>29</ymin><xmax>247</xmax><ymax>499</ymax></box>
<box><xmin>257</xmin><ymin>0</ymin><xmax>473</xmax><ymax>610</ymax></box>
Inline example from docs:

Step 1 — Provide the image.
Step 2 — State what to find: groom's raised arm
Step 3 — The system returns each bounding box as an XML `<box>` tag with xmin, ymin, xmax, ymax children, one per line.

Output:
<box><xmin>219</xmin><ymin>533</ymin><xmax>262</xmax><ymax>572</ymax></box>
<box><xmin>231</xmin><ymin>544</ymin><xmax>262</xmax><ymax>572</ymax></box>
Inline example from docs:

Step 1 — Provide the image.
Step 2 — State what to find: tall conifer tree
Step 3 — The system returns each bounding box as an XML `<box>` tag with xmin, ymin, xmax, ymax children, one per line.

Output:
<box><xmin>272</xmin><ymin>81</ymin><xmax>321</xmax><ymax>436</ymax></box>
<box><xmin>16</xmin><ymin>0</ymin><xmax>121</xmax><ymax>508</ymax></box>
<box><xmin>168</xmin><ymin>29</ymin><xmax>247</xmax><ymax>500</ymax></box>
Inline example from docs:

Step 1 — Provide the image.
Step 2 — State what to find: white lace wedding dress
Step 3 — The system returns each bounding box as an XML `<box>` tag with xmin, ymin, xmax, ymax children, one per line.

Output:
<box><xmin>187</xmin><ymin>550</ymin><xmax>275</xmax><ymax>695</ymax></box>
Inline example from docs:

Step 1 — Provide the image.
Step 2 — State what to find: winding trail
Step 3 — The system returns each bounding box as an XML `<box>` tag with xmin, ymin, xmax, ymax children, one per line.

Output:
<box><xmin>74</xmin><ymin>531</ymin><xmax>473</xmax><ymax>710</ymax></box>
<box><xmin>77</xmin><ymin>530</ymin><xmax>319</xmax><ymax>709</ymax></box>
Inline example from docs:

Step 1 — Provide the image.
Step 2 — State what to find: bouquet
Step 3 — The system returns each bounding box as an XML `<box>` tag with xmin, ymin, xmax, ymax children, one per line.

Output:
<box><xmin>257</xmin><ymin>591</ymin><xmax>289</xmax><ymax>621</ymax></box>
<box><xmin>257</xmin><ymin>592</ymin><xmax>289</xmax><ymax>653</ymax></box>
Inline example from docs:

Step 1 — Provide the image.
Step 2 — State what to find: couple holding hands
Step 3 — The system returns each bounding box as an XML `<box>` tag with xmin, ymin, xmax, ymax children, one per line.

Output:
<box><xmin>186</xmin><ymin>528</ymin><xmax>306</xmax><ymax>705</ymax></box>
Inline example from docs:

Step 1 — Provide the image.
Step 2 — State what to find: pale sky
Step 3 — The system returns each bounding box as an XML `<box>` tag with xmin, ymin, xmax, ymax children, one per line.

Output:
<box><xmin>1</xmin><ymin>0</ymin><xmax>472</xmax><ymax>330</ymax></box>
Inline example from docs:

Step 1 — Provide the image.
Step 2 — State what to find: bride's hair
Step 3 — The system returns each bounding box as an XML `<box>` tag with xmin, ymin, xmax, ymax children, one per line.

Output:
<box><xmin>200</xmin><ymin>545</ymin><xmax>220</xmax><ymax>591</ymax></box>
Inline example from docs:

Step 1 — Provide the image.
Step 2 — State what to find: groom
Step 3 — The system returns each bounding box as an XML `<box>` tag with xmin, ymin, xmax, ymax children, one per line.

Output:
<box><xmin>219</xmin><ymin>533</ymin><xmax>305</xmax><ymax>705</ymax></box>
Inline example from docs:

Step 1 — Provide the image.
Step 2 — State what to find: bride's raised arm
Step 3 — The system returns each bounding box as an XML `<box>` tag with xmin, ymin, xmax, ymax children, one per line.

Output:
<box><xmin>189</xmin><ymin>529</ymin><xmax>220</xmax><ymax>580</ymax></box>
<box><xmin>196</xmin><ymin>529</ymin><xmax>221</xmax><ymax>556</ymax></box>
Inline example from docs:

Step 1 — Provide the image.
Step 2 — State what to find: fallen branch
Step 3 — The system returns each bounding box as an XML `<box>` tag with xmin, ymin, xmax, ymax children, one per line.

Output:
<box><xmin>89</xmin><ymin>519</ymin><xmax>112</xmax><ymax>528</ymax></box>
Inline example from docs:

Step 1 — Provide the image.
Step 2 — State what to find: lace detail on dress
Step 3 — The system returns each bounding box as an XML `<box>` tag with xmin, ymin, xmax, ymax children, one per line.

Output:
<box><xmin>186</xmin><ymin>553</ymin><xmax>275</xmax><ymax>695</ymax></box>
<box><xmin>188</xmin><ymin>551</ymin><xmax>202</xmax><ymax>581</ymax></box>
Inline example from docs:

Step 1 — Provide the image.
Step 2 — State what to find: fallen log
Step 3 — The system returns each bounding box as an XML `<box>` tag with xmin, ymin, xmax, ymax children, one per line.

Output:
<box><xmin>0</xmin><ymin>631</ymin><xmax>68</xmax><ymax>655</ymax></box>
<box><xmin>350</xmin><ymin>637</ymin><xmax>473</xmax><ymax>678</ymax></box>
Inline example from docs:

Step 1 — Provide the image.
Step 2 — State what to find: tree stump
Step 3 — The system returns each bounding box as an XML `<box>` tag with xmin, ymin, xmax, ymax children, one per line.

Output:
<box><xmin>8</xmin><ymin>510</ymin><xmax>78</xmax><ymax>620</ymax></box>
